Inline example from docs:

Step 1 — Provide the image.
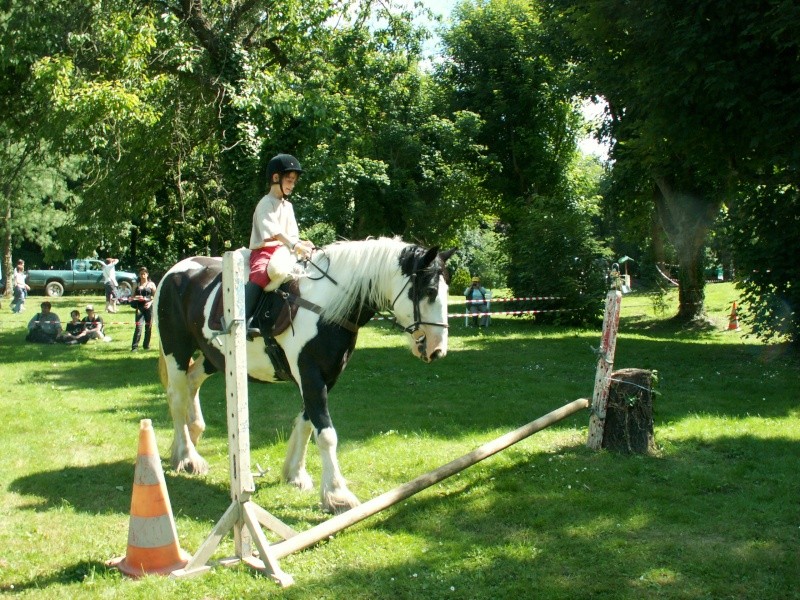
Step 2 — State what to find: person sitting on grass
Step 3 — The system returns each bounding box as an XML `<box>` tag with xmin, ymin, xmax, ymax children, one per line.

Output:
<box><xmin>26</xmin><ymin>301</ymin><xmax>62</xmax><ymax>344</ymax></box>
<box><xmin>59</xmin><ymin>310</ymin><xmax>86</xmax><ymax>344</ymax></box>
<box><xmin>81</xmin><ymin>304</ymin><xmax>111</xmax><ymax>342</ymax></box>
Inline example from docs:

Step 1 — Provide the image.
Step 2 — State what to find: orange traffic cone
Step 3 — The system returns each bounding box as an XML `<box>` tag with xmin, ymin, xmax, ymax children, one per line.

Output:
<box><xmin>727</xmin><ymin>301</ymin><xmax>741</xmax><ymax>331</ymax></box>
<box><xmin>108</xmin><ymin>419</ymin><xmax>189</xmax><ymax>578</ymax></box>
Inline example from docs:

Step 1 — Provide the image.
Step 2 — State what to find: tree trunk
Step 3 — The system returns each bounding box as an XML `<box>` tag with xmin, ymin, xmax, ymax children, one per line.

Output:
<box><xmin>602</xmin><ymin>368</ymin><xmax>656</xmax><ymax>454</ymax></box>
<box><xmin>2</xmin><ymin>192</ymin><xmax>10</xmax><ymax>298</ymax></box>
<box><xmin>654</xmin><ymin>177</ymin><xmax>721</xmax><ymax>323</ymax></box>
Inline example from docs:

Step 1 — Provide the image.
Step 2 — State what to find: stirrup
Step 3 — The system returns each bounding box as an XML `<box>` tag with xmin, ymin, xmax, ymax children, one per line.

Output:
<box><xmin>246</xmin><ymin>316</ymin><xmax>262</xmax><ymax>338</ymax></box>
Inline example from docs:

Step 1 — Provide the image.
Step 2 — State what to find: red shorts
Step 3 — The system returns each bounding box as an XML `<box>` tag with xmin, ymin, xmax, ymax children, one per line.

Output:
<box><xmin>249</xmin><ymin>246</ymin><xmax>279</xmax><ymax>289</ymax></box>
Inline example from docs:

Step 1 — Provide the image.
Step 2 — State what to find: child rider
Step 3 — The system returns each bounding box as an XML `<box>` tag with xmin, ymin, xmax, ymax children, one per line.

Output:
<box><xmin>245</xmin><ymin>154</ymin><xmax>314</xmax><ymax>320</ymax></box>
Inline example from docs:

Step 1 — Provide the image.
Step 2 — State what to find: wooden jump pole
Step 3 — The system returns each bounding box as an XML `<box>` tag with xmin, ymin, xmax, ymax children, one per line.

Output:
<box><xmin>268</xmin><ymin>397</ymin><xmax>590</xmax><ymax>560</ymax></box>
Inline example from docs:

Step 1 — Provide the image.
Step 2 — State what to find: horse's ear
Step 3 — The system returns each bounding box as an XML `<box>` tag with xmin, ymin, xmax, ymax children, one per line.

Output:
<box><xmin>420</xmin><ymin>246</ymin><xmax>439</xmax><ymax>268</ymax></box>
<box><xmin>438</xmin><ymin>248</ymin><xmax>457</xmax><ymax>263</ymax></box>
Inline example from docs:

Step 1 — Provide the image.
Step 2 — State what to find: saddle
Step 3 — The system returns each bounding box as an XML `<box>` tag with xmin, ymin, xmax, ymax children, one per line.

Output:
<box><xmin>208</xmin><ymin>279</ymin><xmax>301</xmax><ymax>338</ymax></box>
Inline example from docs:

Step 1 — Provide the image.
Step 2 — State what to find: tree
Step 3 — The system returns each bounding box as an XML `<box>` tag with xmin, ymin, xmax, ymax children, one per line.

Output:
<box><xmin>542</xmin><ymin>0</ymin><xmax>800</xmax><ymax>324</ymax></box>
<box><xmin>8</xmin><ymin>0</ymin><xmax>490</xmax><ymax>272</ymax></box>
<box><xmin>437</xmin><ymin>0</ymin><xmax>607</xmax><ymax>318</ymax></box>
<box><xmin>727</xmin><ymin>184</ymin><xmax>800</xmax><ymax>347</ymax></box>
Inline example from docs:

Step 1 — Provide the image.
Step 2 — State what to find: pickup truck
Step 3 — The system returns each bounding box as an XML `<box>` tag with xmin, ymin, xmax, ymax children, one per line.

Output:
<box><xmin>27</xmin><ymin>259</ymin><xmax>138</xmax><ymax>298</ymax></box>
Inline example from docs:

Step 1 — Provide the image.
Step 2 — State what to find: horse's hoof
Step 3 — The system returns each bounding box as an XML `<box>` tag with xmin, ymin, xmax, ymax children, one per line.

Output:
<box><xmin>174</xmin><ymin>456</ymin><xmax>209</xmax><ymax>476</ymax></box>
<box><xmin>321</xmin><ymin>490</ymin><xmax>361</xmax><ymax>514</ymax></box>
<box><xmin>285</xmin><ymin>471</ymin><xmax>313</xmax><ymax>491</ymax></box>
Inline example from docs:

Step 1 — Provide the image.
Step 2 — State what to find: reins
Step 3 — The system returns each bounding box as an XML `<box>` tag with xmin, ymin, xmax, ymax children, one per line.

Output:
<box><xmin>281</xmin><ymin>246</ymin><xmax>448</xmax><ymax>336</ymax></box>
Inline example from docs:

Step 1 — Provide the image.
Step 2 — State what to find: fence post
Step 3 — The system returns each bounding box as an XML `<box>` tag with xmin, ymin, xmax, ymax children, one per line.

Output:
<box><xmin>586</xmin><ymin>290</ymin><xmax>622</xmax><ymax>450</ymax></box>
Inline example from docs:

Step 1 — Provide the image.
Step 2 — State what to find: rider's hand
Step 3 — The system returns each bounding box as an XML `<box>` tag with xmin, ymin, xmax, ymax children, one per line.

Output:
<box><xmin>293</xmin><ymin>240</ymin><xmax>314</xmax><ymax>260</ymax></box>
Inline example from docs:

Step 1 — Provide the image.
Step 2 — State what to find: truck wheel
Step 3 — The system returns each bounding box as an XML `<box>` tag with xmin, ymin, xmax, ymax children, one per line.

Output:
<box><xmin>46</xmin><ymin>281</ymin><xmax>65</xmax><ymax>297</ymax></box>
<box><xmin>117</xmin><ymin>281</ymin><xmax>133</xmax><ymax>298</ymax></box>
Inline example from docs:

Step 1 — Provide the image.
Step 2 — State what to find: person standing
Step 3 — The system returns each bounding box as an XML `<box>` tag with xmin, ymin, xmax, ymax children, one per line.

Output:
<box><xmin>11</xmin><ymin>260</ymin><xmax>29</xmax><ymax>313</ymax></box>
<box><xmin>102</xmin><ymin>257</ymin><xmax>120</xmax><ymax>313</ymax></box>
<box><xmin>464</xmin><ymin>276</ymin><xmax>490</xmax><ymax>328</ymax></box>
<box><xmin>130</xmin><ymin>267</ymin><xmax>157</xmax><ymax>351</ymax></box>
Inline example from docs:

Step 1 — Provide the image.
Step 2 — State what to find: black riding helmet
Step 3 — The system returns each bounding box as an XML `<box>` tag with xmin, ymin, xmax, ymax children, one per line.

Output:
<box><xmin>267</xmin><ymin>154</ymin><xmax>303</xmax><ymax>198</ymax></box>
<box><xmin>267</xmin><ymin>154</ymin><xmax>303</xmax><ymax>180</ymax></box>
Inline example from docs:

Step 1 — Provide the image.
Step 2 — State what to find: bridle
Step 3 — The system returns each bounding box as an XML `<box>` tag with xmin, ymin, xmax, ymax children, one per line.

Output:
<box><xmin>390</xmin><ymin>268</ymin><xmax>449</xmax><ymax>335</ymax></box>
<box><xmin>287</xmin><ymin>247</ymin><xmax>449</xmax><ymax>336</ymax></box>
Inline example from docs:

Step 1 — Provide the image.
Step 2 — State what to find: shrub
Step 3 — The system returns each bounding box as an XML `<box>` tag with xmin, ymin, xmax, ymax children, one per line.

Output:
<box><xmin>506</xmin><ymin>194</ymin><xmax>612</xmax><ymax>324</ymax></box>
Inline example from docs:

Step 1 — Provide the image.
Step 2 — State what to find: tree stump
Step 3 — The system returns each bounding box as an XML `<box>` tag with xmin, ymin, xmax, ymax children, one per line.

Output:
<box><xmin>602</xmin><ymin>368</ymin><xmax>656</xmax><ymax>454</ymax></box>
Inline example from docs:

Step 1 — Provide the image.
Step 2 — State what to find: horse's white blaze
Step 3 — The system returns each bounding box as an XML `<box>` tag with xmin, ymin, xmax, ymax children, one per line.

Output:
<box><xmin>424</xmin><ymin>275</ymin><xmax>450</xmax><ymax>360</ymax></box>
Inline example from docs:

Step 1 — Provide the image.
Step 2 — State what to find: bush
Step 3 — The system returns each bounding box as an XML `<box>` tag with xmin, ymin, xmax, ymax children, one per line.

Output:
<box><xmin>506</xmin><ymin>194</ymin><xmax>612</xmax><ymax>324</ymax></box>
<box><xmin>451</xmin><ymin>267</ymin><xmax>472</xmax><ymax>294</ymax></box>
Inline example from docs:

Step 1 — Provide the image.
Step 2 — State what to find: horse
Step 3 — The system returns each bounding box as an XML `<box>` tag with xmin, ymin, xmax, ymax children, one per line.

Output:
<box><xmin>155</xmin><ymin>237</ymin><xmax>454</xmax><ymax>514</ymax></box>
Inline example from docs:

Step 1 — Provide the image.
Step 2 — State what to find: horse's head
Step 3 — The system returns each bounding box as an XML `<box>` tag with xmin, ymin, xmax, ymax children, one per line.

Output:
<box><xmin>393</xmin><ymin>245</ymin><xmax>455</xmax><ymax>363</ymax></box>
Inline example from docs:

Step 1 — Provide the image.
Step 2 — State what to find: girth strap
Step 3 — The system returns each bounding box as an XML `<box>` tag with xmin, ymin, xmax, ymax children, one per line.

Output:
<box><xmin>276</xmin><ymin>290</ymin><xmax>360</xmax><ymax>333</ymax></box>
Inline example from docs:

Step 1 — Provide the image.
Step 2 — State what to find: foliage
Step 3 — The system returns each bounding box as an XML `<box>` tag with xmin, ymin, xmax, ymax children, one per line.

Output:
<box><xmin>437</xmin><ymin>0</ymin><xmax>588</xmax><ymax>302</ymax></box>
<box><xmin>450</xmin><ymin>266</ymin><xmax>472</xmax><ymax>294</ymax></box>
<box><xmin>0</xmin><ymin>139</ymin><xmax>77</xmax><ymax>267</ymax></box>
<box><xmin>449</xmin><ymin>220</ymin><xmax>509</xmax><ymax>289</ymax></box>
<box><xmin>541</xmin><ymin>0</ymin><xmax>800</xmax><ymax>321</ymax></box>
<box><xmin>3</xmin><ymin>0</ymin><xmax>493</xmax><ymax>269</ymax></box>
<box><xmin>438</xmin><ymin>0</ymin><xmax>581</xmax><ymax>201</ymax></box>
<box><xmin>727</xmin><ymin>184</ymin><xmax>800</xmax><ymax>347</ymax></box>
<box><xmin>506</xmin><ymin>193</ymin><xmax>611</xmax><ymax>324</ymax></box>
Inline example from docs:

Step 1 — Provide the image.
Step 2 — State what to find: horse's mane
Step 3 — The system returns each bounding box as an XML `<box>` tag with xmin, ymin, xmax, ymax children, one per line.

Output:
<box><xmin>316</xmin><ymin>237</ymin><xmax>409</xmax><ymax>325</ymax></box>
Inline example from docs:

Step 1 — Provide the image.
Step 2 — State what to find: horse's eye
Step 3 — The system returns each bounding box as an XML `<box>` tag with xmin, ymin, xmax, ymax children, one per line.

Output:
<box><xmin>426</xmin><ymin>288</ymin><xmax>438</xmax><ymax>302</ymax></box>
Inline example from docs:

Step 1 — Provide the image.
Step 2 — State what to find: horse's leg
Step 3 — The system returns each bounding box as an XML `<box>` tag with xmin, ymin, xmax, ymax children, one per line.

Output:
<box><xmin>281</xmin><ymin>412</ymin><xmax>314</xmax><ymax>491</ymax></box>
<box><xmin>186</xmin><ymin>355</ymin><xmax>211</xmax><ymax>446</ymax></box>
<box><xmin>291</xmin><ymin>367</ymin><xmax>360</xmax><ymax>513</ymax></box>
<box><xmin>163</xmin><ymin>352</ymin><xmax>209</xmax><ymax>475</ymax></box>
<box><xmin>315</xmin><ymin>424</ymin><xmax>360</xmax><ymax>514</ymax></box>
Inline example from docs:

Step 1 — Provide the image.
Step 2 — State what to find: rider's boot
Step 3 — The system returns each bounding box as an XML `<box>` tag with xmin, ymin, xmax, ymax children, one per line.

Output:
<box><xmin>245</xmin><ymin>281</ymin><xmax>264</xmax><ymax>336</ymax></box>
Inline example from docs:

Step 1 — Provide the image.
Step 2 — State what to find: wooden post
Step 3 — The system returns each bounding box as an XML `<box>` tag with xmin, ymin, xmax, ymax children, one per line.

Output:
<box><xmin>600</xmin><ymin>368</ymin><xmax>656</xmax><ymax>454</ymax></box>
<box><xmin>172</xmin><ymin>252</ymin><xmax>295</xmax><ymax>587</ymax></box>
<box><xmin>586</xmin><ymin>290</ymin><xmax>622</xmax><ymax>450</ymax></box>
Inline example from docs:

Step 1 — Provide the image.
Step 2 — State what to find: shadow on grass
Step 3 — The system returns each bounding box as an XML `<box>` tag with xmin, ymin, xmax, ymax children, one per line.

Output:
<box><xmin>286</xmin><ymin>434</ymin><xmax>799</xmax><ymax>597</ymax></box>
<box><xmin>8</xmin><ymin>460</ymin><xmax>232</xmax><ymax>521</ymax></box>
<box><xmin>5</xmin><ymin>432</ymin><xmax>799</xmax><ymax>595</ymax></box>
<box><xmin>0</xmin><ymin>560</ymin><xmax>110</xmax><ymax>595</ymax></box>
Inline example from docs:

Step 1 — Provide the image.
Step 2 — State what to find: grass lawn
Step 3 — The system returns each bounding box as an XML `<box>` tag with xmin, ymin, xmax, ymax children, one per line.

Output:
<box><xmin>0</xmin><ymin>283</ymin><xmax>798</xmax><ymax>599</ymax></box>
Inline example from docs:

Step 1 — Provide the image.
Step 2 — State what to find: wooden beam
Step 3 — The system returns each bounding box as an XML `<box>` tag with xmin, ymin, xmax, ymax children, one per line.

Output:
<box><xmin>269</xmin><ymin>397</ymin><xmax>590</xmax><ymax>560</ymax></box>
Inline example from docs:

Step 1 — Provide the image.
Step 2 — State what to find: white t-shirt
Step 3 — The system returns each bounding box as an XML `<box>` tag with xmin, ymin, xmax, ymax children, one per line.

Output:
<box><xmin>13</xmin><ymin>269</ymin><xmax>27</xmax><ymax>289</ymax></box>
<box><xmin>102</xmin><ymin>262</ymin><xmax>118</xmax><ymax>285</ymax></box>
<box><xmin>249</xmin><ymin>192</ymin><xmax>299</xmax><ymax>250</ymax></box>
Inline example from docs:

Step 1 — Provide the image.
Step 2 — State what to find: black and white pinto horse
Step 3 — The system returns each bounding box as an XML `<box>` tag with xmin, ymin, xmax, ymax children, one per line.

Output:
<box><xmin>155</xmin><ymin>237</ymin><xmax>453</xmax><ymax>513</ymax></box>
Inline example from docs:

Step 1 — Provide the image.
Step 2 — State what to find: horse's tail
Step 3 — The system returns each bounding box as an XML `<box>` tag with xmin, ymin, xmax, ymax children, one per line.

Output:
<box><xmin>158</xmin><ymin>345</ymin><xmax>194</xmax><ymax>391</ymax></box>
<box><xmin>158</xmin><ymin>346</ymin><xmax>169</xmax><ymax>389</ymax></box>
